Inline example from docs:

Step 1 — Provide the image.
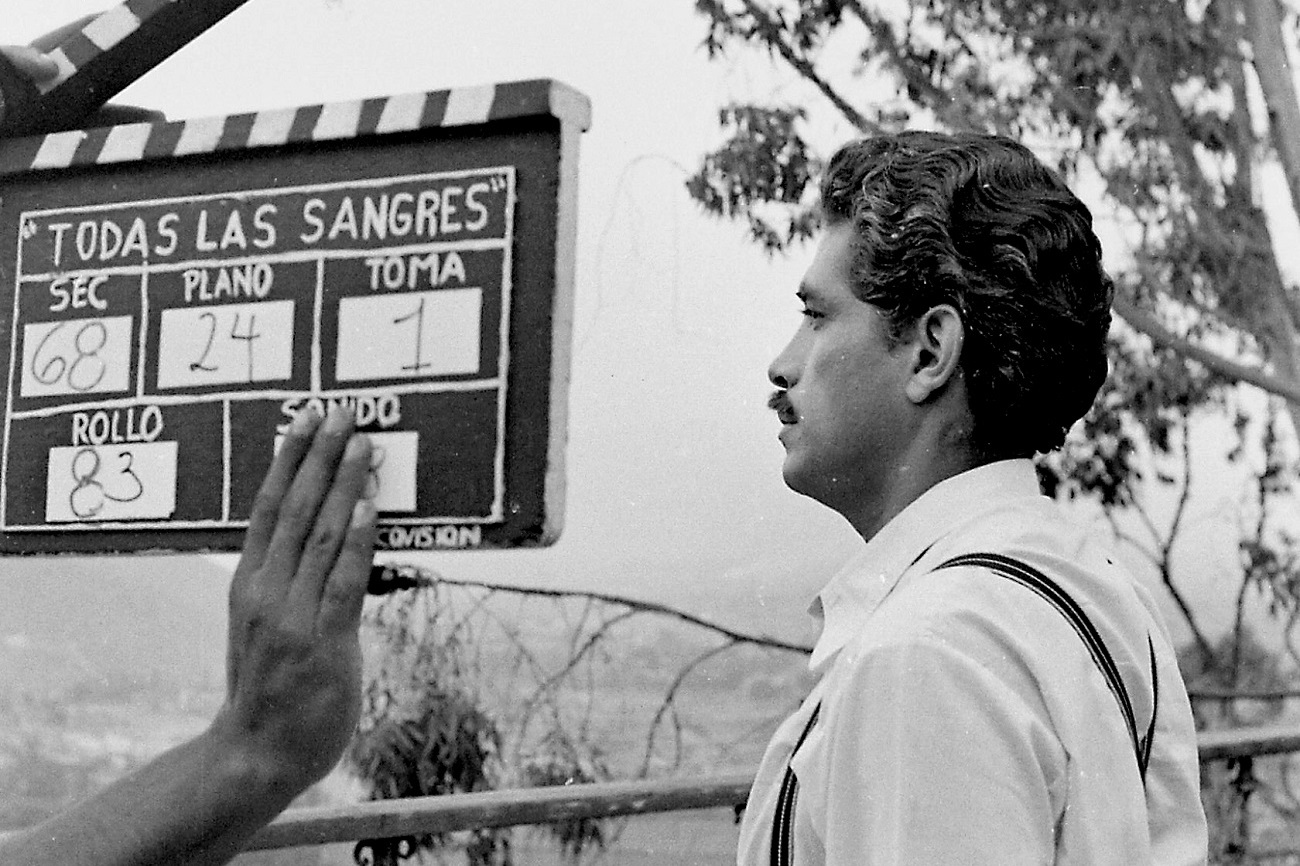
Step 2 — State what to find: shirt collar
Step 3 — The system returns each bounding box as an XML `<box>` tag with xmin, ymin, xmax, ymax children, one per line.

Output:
<box><xmin>808</xmin><ymin>458</ymin><xmax>1041</xmax><ymax>673</ymax></box>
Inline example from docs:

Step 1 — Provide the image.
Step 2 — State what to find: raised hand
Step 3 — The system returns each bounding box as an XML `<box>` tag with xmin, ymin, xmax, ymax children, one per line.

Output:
<box><xmin>212</xmin><ymin>405</ymin><xmax>377</xmax><ymax>794</ymax></box>
<box><xmin>0</xmin><ymin>406</ymin><xmax>379</xmax><ymax>866</ymax></box>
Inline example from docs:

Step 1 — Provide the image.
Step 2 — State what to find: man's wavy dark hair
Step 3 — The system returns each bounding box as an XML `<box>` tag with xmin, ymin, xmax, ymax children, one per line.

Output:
<box><xmin>820</xmin><ymin>130</ymin><xmax>1114</xmax><ymax>458</ymax></box>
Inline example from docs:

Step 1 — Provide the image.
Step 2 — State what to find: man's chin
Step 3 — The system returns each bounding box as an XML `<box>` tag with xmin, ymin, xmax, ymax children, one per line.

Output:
<box><xmin>781</xmin><ymin>458</ymin><xmax>814</xmax><ymax>498</ymax></box>
<box><xmin>782</xmin><ymin>458</ymin><xmax>852</xmax><ymax>514</ymax></box>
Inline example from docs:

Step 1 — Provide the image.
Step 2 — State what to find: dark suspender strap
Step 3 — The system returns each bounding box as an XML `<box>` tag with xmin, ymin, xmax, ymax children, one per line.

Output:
<box><xmin>935</xmin><ymin>552</ymin><xmax>1156</xmax><ymax>783</ymax></box>
<box><xmin>1140</xmin><ymin>634</ymin><xmax>1159</xmax><ymax>778</ymax></box>
<box><xmin>770</xmin><ymin>702</ymin><xmax>821</xmax><ymax>866</ymax></box>
<box><xmin>768</xmin><ymin>545</ymin><xmax>931</xmax><ymax>865</ymax></box>
<box><xmin>768</xmin><ymin>552</ymin><xmax>1160</xmax><ymax>865</ymax></box>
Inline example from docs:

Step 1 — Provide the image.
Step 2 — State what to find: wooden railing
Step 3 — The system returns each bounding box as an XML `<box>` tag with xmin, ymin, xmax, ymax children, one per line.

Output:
<box><xmin>243</xmin><ymin>723</ymin><xmax>1300</xmax><ymax>854</ymax></box>
<box><xmin>1197</xmin><ymin>721</ymin><xmax>1300</xmax><ymax>762</ymax></box>
<box><xmin>246</xmin><ymin>773</ymin><xmax>750</xmax><ymax>852</ymax></box>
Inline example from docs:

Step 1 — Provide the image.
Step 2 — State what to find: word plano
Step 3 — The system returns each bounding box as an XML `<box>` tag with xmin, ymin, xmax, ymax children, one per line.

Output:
<box><xmin>182</xmin><ymin>263</ymin><xmax>274</xmax><ymax>303</ymax></box>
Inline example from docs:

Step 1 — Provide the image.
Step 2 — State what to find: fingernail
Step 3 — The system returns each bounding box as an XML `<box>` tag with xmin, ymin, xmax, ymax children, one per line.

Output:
<box><xmin>291</xmin><ymin>407</ymin><xmax>318</xmax><ymax>434</ymax></box>
<box><xmin>325</xmin><ymin>404</ymin><xmax>352</xmax><ymax>432</ymax></box>
<box><xmin>345</xmin><ymin>432</ymin><xmax>371</xmax><ymax>460</ymax></box>
<box><xmin>351</xmin><ymin>498</ymin><xmax>376</xmax><ymax>528</ymax></box>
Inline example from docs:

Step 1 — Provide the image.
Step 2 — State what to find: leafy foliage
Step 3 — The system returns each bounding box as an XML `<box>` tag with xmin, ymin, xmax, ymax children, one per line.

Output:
<box><xmin>341</xmin><ymin>570</ymin><xmax>813</xmax><ymax>864</ymax></box>
<box><xmin>689</xmin><ymin>0</ymin><xmax>1299</xmax><ymax>388</ymax></box>
<box><xmin>519</xmin><ymin>731</ymin><xmax>610</xmax><ymax>860</ymax></box>
<box><xmin>347</xmin><ymin>587</ymin><xmax>510</xmax><ymax>866</ymax></box>
<box><xmin>687</xmin><ymin>0</ymin><xmax>1300</xmax><ymax>664</ymax></box>
<box><xmin>684</xmin><ymin>104</ymin><xmax>821</xmax><ymax>251</ymax></box>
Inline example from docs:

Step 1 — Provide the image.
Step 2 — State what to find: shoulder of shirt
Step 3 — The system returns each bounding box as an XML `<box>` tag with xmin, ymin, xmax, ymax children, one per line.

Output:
<box><xmin>817</xmin><ymin>570</ymin><xmax>1068</xmax><ymax>733</ymax></box>
<box><xmin>852</xmin><ymin>563</ymin><xmax>1074</xmax><ymax>655</ymax></box>
<box><xmin>842</xmin><ymin>520</ymin><xmax>1159</xmax><ymax>696</ymax></box>
<box><xmin>851</xmin><ymin>497</ymin><xmax>1152</xmax><ymax>655</ymax></box>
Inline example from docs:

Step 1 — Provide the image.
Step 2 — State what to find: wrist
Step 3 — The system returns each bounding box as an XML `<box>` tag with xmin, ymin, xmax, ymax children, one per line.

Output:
<box><xmin>0</xmin><ymin>714</ymin><xmax>312</xmax><ymax>866</ymax></box>
<box><xmin>201</xmin><ymin>710</ymin><xmax>310</xmax><ymax>818</ymax></box>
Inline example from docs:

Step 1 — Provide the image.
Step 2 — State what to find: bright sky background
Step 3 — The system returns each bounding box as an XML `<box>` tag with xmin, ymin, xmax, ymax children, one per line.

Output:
<box><xmin>4</xmin><ymin>0</ymin><xmax>871</xmax><ymax>647</ymax></box>
<box><xmin>1</xmin><ymin>0</ymin><xmax>1269</xmax><ymax>671</ymax></box>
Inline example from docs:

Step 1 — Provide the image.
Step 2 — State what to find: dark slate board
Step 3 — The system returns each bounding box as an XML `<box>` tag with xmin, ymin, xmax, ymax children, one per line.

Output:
<box><xmin>0</xmin><ymin>78</ymin><xmax>588</xmax><ymax>554</ymax></box>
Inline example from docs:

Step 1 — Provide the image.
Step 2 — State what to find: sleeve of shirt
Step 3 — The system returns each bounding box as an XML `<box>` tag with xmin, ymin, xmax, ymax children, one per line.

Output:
<box><xmin>797</xmin><ymin>627</ymin><xmax>1068</xmax><ymax>866</ymax></box>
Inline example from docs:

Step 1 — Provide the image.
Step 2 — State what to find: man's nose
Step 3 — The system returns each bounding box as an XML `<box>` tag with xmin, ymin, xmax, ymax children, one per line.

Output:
<box><xmin>768</xmin><ymin>332</ymin><xmax>802</xmax><ymax>389</ymax></box>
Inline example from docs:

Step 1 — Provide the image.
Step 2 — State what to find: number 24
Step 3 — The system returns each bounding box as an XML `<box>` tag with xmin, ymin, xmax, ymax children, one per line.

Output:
<box><xmin>190</xmin><ymin>311</ymin><xmax>261</xmax><ymax>380</ymax></box>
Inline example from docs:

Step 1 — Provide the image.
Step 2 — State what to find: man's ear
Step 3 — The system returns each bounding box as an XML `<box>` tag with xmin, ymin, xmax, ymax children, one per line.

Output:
<box><xmin>904</xmin><ymin>304</ymin><xmax>964</xmax><ymax>404</ymax></box>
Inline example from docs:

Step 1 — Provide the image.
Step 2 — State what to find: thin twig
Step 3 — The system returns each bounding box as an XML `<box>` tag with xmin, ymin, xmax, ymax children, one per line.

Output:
<box><xmin>637</xmin><ymin>640</ymin><xmax>740</xmax><ymax>778</ymax></box>
<box><xmin>383</xmin><ymin>568</ymin><xmax>814</xmax><ymax>657</ymax></box>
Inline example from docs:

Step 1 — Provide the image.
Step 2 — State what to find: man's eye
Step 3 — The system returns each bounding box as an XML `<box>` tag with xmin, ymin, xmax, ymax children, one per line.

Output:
<box><xmin>801</xmin><ymin>306</ymin><xmax>824</xmax><ymax>321</ymax></box>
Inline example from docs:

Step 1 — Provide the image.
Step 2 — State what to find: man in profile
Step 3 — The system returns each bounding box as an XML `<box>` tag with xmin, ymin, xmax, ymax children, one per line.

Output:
<box><xmin>740</xmin><ymin>132</ymin><xmax>1207</xmax><ymax>864</ymax></box>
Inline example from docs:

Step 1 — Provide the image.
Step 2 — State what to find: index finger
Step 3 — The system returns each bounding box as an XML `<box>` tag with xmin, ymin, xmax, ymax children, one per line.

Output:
<box><xmin>260</xmin><ymin>405</ymin><xmax>356</xmax><ymax>580</ymax></box>
<box><xmin>241</xmin><ymin>408</ymin><xmax>322</xmax><ymax>570</ymax></box>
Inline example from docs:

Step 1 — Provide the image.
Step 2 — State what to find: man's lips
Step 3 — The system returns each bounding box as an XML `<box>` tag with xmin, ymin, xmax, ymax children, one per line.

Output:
<box><xmin>768</xmin><ymin>390</ymin><xmax>797</xmax><ymax>424</ymax></box>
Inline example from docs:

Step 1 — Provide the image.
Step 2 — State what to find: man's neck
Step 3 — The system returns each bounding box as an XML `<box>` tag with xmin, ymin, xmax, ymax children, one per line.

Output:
<box><xmin>845</xmin><ymin>441</ymin><xmax>985</xmax><ymax>543</ymax></box>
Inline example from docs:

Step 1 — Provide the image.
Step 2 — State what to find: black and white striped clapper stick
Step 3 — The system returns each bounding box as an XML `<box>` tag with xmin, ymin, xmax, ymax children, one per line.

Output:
<box><xmin>0</xmin><ymin>0</ymin><xmax>255</xmax><ymax>138</ymax></box>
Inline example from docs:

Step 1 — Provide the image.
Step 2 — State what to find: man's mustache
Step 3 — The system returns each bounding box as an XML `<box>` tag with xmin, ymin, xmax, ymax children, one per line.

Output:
<box><xmin>768</xmin><ymin>391</ymin><xmax>797</xmax><ymax>423</ymax></box>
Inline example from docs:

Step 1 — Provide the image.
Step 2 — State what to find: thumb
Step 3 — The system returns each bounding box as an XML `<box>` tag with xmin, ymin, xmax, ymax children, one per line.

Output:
<box><xmin>1</xmin><ymin>46</ymin><xmax>59</xmax><ymax>84</ymax></box>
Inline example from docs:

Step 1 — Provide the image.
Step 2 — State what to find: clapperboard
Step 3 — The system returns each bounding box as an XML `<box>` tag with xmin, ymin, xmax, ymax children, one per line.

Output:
<box><xmin>0</xmin><ymin>1</ymin><xmax>589</xmax><ymax>555</ymax></box>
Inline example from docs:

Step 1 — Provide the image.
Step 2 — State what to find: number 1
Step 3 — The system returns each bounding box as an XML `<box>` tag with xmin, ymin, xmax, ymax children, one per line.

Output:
<box><xmin>393</xmin><ymin>298</ymin><xmax>431</xmax><ymax>373</ymax></box>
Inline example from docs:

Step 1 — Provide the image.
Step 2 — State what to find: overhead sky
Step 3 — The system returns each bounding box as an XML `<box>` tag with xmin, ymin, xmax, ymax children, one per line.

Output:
<box><xmin>1</xmin><ymin>0</ymin><xmax>1261</xmax><ymax>664</ymax></box>
<box><xmin>4</xmin><ymin>0</ymin><xmax>871</xmax><ymax>649</ymax></box>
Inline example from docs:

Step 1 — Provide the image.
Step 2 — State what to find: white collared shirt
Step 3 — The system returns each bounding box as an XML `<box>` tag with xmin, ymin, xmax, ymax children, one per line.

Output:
<box><xmin>737</xmin><ymin>460</ymin><xmax>1207</xmax><ymax>865</ymax></box>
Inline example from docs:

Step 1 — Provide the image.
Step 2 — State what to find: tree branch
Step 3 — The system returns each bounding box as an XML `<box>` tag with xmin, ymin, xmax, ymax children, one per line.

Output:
<box><xmin>637</xmin><ymin>641</ymin><xmax>739</xmax><ymax>777</ymax></box>
<box><xmin>840</xmin><ymin>0</ymin><xmax>954</xmax><ymax>109</ymax></box>
<box><xmin>734</xmin><ymin>0</ymin><xmax>879</xmax><ymax>133</ymax></box>
<box><xmin>375</xmin><ymin>565</ymin><xmax>815</xmax><ymax>656</ymax></box>
<box><xmin>1239</xmin><ymin>0</ymin><xmax>1300</xmax><ymax>455</ymax></box>
<box><xmin>1113</xmin><ymin>296</ymin><xmax>1300</xmax><ymax>404</ymax></box>
<box><xmin>1246</xmin><ymin>0</ymin><xmax>1300</xmax><ymax>246</ymax></box>
<box><xmin>1166</xmin><ymin>411</ymin><xmax>1219</xmax><ymax>666</ymax></box>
